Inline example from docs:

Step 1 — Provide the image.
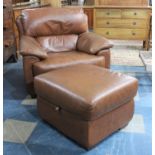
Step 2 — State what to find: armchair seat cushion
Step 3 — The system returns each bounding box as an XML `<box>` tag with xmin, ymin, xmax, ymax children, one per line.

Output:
<box><xmin>33</xmin><ymin>51</ymin><xmax>105</xmax><ymax>76</ymax></box>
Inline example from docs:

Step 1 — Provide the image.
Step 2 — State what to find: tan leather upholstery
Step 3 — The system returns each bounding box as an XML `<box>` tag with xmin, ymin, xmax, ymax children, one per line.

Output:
<box><xmin>20</xmin><ymin>36</ymin><xmax>48</xmax><ymax>59</ymax></box>
<box><xmin>34</xmin><ymin>64</ymin><xmax>138</xmax><ymax>121</ymax></box>
<box><xmin>16</xmin><ymin>7</ymin><xmax>113</xmax><ymax>97</ymax></box>
<box><xmin>34</xmin><ymin>64</ymin><xmax>138</xmax><ymax>148</ymax></box>
<box><xmin>36</xmin><ymin>35</ymin><xmax>78</xmax><ymax>52</ymax></box>
<box><xmin>38</xmin><ymin>97</ymin><xmax>134</xmax><ymax>149</ymax></box>
<box><xmin>33</xmin><ymin>51</ymin><xmax>105</xmax><ymax>76</ymax></box>
<box><xmin>21</xmin><ymin>8</ymin><xmax>88</xmax><ymax>37</ymax></box>
<box><xmin>23</xmin><ymin>56</ymin><xmax>40</xmax><ymax>97</ymax></box>
<box><xmin>97</xmin><ymin>49</ymin><xmax>111</xmax><ymax>68</ymax></box>
<box><xmin>77</xmin><ymin>32</ymin><xmax>113</xmax><ymax>54</ymax></box>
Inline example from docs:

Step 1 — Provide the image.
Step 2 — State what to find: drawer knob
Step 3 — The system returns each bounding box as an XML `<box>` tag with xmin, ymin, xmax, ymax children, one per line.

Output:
<box><xmin>54</xmin><ymin>106</ymin><xmax>61</xmax><ymax>111</ymax></box>
<box><xmin>106</xmin><ymin>22</ymin><xmax>110</xmax><ymax>25</ymax></box>
<box><xmin>133</xmin><ymin>22</ymin><xmax>136</xmax><ymax>25</ymax></box>
<box><xmin>132</xmin><ymin>32</ymin><xmax>136</xmax><ymax>36</ymax></box>
<box><xmin>106</xmin><ymin>12</ymin><xmax>110</xmax><ymax>15</ymax></box>
<box><xmin>106</xmin><ymin>32</ymin><xmax>109</xmax><ymax>35</ymax></box>
<box><xmin>134</xmin><ymin>12</ymin><xmax>137</xmax><ymax>15</ymax></box>
<box><xmin>3</xmin><ymin>5</ymin><xmax>7</xmax><ymax>9</ymax></box>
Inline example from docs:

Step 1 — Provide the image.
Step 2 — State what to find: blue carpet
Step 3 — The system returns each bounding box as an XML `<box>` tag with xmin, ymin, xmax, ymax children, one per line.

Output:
<box><xmin>3</xmin><ymin>61</ymin><xmax>152</xmax><ymax>155</ymax></box>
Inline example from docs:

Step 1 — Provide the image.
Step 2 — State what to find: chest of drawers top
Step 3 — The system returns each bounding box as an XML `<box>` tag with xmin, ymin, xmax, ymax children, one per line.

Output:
<box><xmin>94</xmin><ymin>6</ymin><xmax>151</xmax><ymax>19</ymax></box>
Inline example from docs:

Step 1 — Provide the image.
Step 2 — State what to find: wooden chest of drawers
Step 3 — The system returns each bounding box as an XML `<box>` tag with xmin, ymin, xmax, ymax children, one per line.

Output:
<box><xmin>94</xmin><ymin>6</ymin><xmax>151</xmax><ymax>49</ymax></box>
<box><xmin>3</xmin><ymin>0</ymin><xmax>17</xmax><ymax>62</ymax></box>
<box><xmin>95</xmin><ymin>0</ymin><xmax>149</xmax><ymax>6</ymax></box>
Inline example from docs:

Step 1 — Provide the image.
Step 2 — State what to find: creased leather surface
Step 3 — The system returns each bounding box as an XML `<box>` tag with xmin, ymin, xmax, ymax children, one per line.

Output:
<box><xmin>33</xmin><ymin>51</ymin><xmax>105</xmax><ymax>76</ymax></box>
<box><xmin>21</xmin><ymin>7</ymin><xmax>88</xmax><ymax>37</ymax></box>
<box><xmin>37</xmin><ymin>35</ymin><xmax>78</xmax><ymax>52</ymax></box>
<box><xmin>34</xmin><ymin>64</ymin><xmax>138</xmax><ymax>121</ymax></box>
<box><xmin>77</xmin><ymin>32</ymin><xmax>113</xmax><ymax>54</ymax></box>
<box><xmin>20</xmin><ymin>36</ymin><xmax>47</xmax><ymax>59</ymax></box>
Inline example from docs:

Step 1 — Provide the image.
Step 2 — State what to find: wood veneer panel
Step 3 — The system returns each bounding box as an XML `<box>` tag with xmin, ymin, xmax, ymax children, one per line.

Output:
<box><xmin>96</xmin><ymin>0</ymin><xmax>149</xmax><ymax>6</ymax></box>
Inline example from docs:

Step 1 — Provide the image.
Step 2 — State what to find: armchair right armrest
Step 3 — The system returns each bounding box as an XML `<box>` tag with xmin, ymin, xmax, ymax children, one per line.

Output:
<box><xmin>77</xmin><ymin>32</ymin><xmax>113</xmax><ymax>54</ymax></box>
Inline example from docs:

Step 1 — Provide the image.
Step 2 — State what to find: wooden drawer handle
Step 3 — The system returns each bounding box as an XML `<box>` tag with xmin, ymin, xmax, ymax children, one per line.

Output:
<box><xmin>132</xmin><ymin>32</ymin><xmax>136</xmax><ymax>36</ymax></box>
<box><xmin>134</xmin><ymin>12</ymin><xmax>137</xmax><ymax>15</ymax></box>
<box><xmin>106</xmin><ymin>22</ymin><xmax>110</xmax><ymax>25</ymax></box>
<box><xmin>106</xmin><ymin>32</ymin><xmax>109</xmax><ymax>35</ymax></box>
<box><xmin>133</xmin><ymin>22</ymin><xmax>136</xmax><ymax>25</ymax></box>
<box><xmin>106</xmin><ymin>12</ymin><xmax>110</xmax><ymax>15</ymax></box>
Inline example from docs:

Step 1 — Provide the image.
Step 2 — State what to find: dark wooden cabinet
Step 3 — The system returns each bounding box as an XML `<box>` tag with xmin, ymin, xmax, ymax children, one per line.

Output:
<box><xmin>3</xmin><ymin>0</ymin><xmax>17</xmax><ymax>62</ymax></box>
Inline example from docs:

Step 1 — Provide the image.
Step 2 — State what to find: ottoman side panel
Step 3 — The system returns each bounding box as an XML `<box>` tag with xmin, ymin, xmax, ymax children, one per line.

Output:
<box><xmin>87</xmin><ymin>100</ymin><xmax>134</xmax><ymax>148</ymax></box>
<box><xmin>37</xmin><ymin>96</ymin><xmax>90</xmax><ymax>148</ymax></box>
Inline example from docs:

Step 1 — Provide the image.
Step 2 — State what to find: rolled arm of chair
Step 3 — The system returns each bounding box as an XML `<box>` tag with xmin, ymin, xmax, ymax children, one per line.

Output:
<box><xmin>20</xmin><ymin>36</ymin><xmax>48</xmax><ymax>59</ymax></box>
<box><xmin>77</xmin><ymin>32</ymin><xmax>113</xmax><ymax>54</ymax></box>
<box><xmin>16</xmin><ymin>15</ymin><xmax>24</xmax><ymax>38</ymax></box>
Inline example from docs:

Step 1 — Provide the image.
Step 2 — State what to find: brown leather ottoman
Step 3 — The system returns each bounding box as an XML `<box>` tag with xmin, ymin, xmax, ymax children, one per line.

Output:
<box><xmin>34</xmin><ymin>64</ymin><xmax>138</xmax><ymax>149</ymax></box>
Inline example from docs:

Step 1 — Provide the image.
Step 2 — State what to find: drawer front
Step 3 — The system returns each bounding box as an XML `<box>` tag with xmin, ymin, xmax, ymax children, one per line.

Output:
<box><xmin>95</xmin><ymin>9</ymin><xmax>121</xmax><ymax>18</ymax></box>
<box><xmin>122</xmin><ymin>9</ymin><xmax>149</xmax><ymax>19</ymax></box>
<box><xmin>96</xmin><ymin>19</ymin><xmax>148</xmax><ymax>29</ymax></box>
<box><xmin>94</xmin><ymin>28</ymin><xmax>148</xmax><ymax>40</ymax></box>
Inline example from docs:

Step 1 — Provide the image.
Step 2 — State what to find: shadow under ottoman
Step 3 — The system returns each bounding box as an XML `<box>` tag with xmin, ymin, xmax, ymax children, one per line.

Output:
<box><xmin>34</xmin><ymin>64</ymin><xmax>138</xmax><ymax>149</ymax></box>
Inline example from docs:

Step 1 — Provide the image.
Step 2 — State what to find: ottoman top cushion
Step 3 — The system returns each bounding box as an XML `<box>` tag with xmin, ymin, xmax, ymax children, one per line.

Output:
<box><xmin>34</xmin><ymin>64</ymin><xmax>138</xmax><ymax>121</ymax></box>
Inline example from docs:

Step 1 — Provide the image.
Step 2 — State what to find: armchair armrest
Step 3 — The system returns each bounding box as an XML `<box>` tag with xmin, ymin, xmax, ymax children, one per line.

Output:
<box><xmin>77</xmin><ymin>32</ymin><xmax>113</xmax><ymax>54</ymax></box>
<box><xmin>20</xmin><ymin>36</ymin><xmax>48</xmax><ymax>59</ymax></box>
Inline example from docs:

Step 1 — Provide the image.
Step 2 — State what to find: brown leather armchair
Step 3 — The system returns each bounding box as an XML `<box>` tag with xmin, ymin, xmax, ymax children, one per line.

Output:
<box><xmin>16</xmin><ymin>7</ymin><xmax>113</xmax><ymax>97</ymax></box>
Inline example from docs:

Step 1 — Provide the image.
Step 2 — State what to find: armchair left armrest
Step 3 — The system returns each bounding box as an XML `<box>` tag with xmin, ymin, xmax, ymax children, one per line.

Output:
<box><xmin>77</xmin><ymin>32</ymin><xmax>113</xmax><ymax>54</ymax></box>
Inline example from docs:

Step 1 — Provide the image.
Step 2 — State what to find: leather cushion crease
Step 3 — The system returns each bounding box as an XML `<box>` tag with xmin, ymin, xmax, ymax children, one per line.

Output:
<box><xmin>34</xmin><ymin>64</ymin><xmax>138</xmax><ymax>121</ymax></box>
<box><xmin>36</xmin><ymin>35</ymin><xmax>78</xmax><ymax>52</ymax></box>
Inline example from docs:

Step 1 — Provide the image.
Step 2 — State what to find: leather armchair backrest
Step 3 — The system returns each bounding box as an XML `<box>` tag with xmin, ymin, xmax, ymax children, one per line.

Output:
<box><xmin>21</xmin><ymin>7</ymin><xmax>88</xmax><ymax>37</ymax></box>
<box><xmin>36</xmin><ymin>35</ymin><xmax>78</xmax><ymax>53</ymax></box>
